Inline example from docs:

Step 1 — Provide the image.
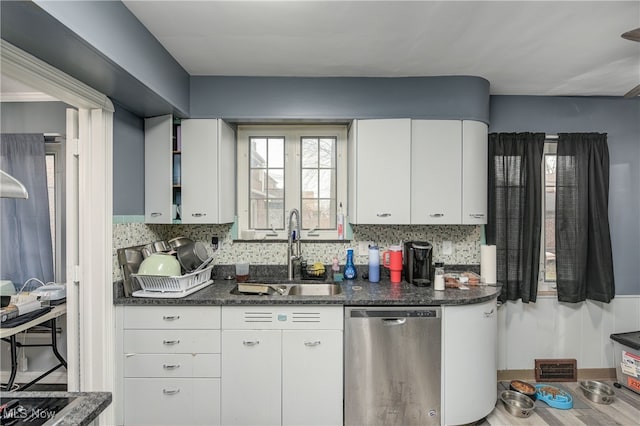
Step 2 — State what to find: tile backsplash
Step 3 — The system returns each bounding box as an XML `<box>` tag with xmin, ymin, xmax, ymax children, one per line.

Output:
<box><xmin>113</xmin><ymin>221</ymin><xmax>482</xmax><ymax>281</ymax></box>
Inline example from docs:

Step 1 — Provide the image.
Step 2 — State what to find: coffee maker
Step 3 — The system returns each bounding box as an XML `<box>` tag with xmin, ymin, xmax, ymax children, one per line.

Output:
<box><xmin>403</xmin><ymin>241</ymin><xmax>434</xmax><ymax>286</ymax></box>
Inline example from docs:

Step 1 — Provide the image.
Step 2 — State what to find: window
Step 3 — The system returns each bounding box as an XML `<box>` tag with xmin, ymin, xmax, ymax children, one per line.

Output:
<box><xmin>539</xmin><ymin>140</ymin><xmax>556</xmax><ymax>293</ymax></box>
<box><xmin>45</xmin><ymin>140</ymin><xmax>65</xmax><ymax>282</ymax></box>
<box><xmin>237</xmin><ymin>125</ymin><xmax>347</xmax><ymax>240</ymax></box>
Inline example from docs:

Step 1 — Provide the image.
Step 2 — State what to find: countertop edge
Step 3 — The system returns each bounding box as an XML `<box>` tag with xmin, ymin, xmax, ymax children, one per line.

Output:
<box><xmin>0</xmin><ymin>391</ymin><xmax>112</xmax><ymax>426</ymax></box>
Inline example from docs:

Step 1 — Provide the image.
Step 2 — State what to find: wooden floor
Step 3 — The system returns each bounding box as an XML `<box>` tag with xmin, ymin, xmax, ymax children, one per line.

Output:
<box><xmin>482</xmin><ymin>382</ymin><xmax>640</xmax><ymax>426</ymax></box>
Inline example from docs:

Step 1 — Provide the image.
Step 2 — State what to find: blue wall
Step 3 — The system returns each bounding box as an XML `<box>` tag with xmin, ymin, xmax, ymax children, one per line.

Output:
<box><xmin>113</xmin><ymin>103</ymin><xmax>145</xmax><ymax>215</ymax></box>
<box><xmin>0</xmin><ymin>102</ymin><xmax>68</xmax><ymax>134</ymax></box>
<box><xmin>191</xmin><ymin>76</ymin><xmax>490</xmax><ymax>123</ymax></box>
<box><xmin>489</xmin><ymin>96</ymin><xmax>640</xmax><ymax>296</ymax></box>
<box><xmin>1</xmin><ymin>1</ymin><xmax>189</xmax><ymax>117</ymax></box>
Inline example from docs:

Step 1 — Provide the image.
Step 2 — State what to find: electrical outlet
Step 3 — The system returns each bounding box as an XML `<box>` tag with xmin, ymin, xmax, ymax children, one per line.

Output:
<box><xmin>358</xmin><ymin>241</ymin><xmax>373</xmax><ymax>256</ymax></box>
<box><xmin>442</xmin><ymin>241</ymin><xmax>453</xmax><ymax>255</ymax></box>
<box><xmin>211</xmin><ymin>236</ymin><xmax>219</xmax><ymax>250</ymax></box>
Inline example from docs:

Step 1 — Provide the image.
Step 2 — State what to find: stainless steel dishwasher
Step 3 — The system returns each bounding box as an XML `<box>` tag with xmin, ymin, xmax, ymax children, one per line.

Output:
<box><xmin>345</xmin><ymin>306</ymin><xmax>441</xmax><ymax>426</ymax></box>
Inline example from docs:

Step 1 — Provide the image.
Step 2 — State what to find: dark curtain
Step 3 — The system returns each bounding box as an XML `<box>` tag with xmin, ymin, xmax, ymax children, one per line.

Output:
<box><xmin>487</xmin><ymin>133</ymin><xmax>545</xmax><ymax>303</ymax></box>
<box><xmin>0</xmin><ymin>134</ymin><xmax>54</xmax><ymax>291</ymax></box>
<box><xmin>556</xmin><ymin>133</ymin><xmax>614</xmax><ymax>303</ymax></box>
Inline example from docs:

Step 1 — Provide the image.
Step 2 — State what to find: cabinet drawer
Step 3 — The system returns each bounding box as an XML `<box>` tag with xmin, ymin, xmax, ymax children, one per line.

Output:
<box><xmin>124</xmin><ymin>378</ymin><xmax>220</xmax><ymax>426</ymax></box>
<box><xmin>124</xmin><ymin>330</ymin><xmax>220</xmax><ymax>353</ymax></box>
<box><xmin>124</xmin><ymin>353</ymin><xmax>220</xmax><ymax>378</ymax></box>
<box><xmin>222</xmin><ymin>306</ymin><xmax>343</xmax><ymax>330</ymax></box>
<box><xmin>124</xmin><ymin>306</ymin><xmax>221</xmax><ymax>329</ymax></box>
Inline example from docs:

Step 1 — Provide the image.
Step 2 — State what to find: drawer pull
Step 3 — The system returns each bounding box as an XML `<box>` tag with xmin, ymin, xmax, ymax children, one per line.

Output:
<box><xmin>469</xmin><ymin>213</ymin><xmax>485</xmax><ymax>218</ymax></box>
<box><xmin>162</xmin><ymin>339</ymin><xmax>180</xmax><ymax>345</ymax></box>
<box><xmin>150</xmin><ymin>212</ymin><xmax>162</xmax><ymax>217</ymax></box>
<box><xmin>163</xmin><ymin>364</ymin><xmax>181</xmax><ymax>370</ymax></box>
<box><xmin>192</xmin><ymin>212</ymin><xmax>206</xmax><ymax>217</ymax></box>
<box><xmin>429</xmin><ymin>213</ymin><xmax>444</xmax><ymax>217</ymax></box>
<box><xmin>483</xmin><ymin>308</ymin><xmax>495</xmax><ymax>317</ymax></box>
<box><xmin>162</xmin><ymin>315</ymin><xmax>180</xmax><ymax>321</ymax></box>
<box><xmin>162</xmin><ymin>388</ymin><xmax>180</xmax><ymax>395</ymax></box>
<box><xmin>243</xmin><ymin>340</ymin><xmax>260</xmax><ymax>346</ymax></box>
<box><xmin>376</xmin><ymin>213</ymin><xmax>391</xmax><ymax>217</ymax></box>
<box><xmin>304</xmin><ymin>340</ymin><xmax>321</xmax><ymax>347</ymax></box>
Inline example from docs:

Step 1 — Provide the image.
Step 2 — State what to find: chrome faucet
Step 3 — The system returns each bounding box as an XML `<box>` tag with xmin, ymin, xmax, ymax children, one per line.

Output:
<box><xmin>287</xmin><ymin>208</ymin><xmax>302</xmax><ymax>280</ymax></box>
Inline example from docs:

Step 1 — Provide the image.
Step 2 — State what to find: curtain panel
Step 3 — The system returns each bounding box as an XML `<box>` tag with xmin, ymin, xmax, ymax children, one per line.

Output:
<box><xmin>556</xmin><ymin>133</ymin><xmax>615</xmax><ymax>303</ymax></box>
<box><xmin>487</xmin><ymin>133</ymin><xmax>545</xmax><ymax>303</ymax></box>
<box><xmin>0</xmin><ymin>133</ymin><xmax>54</xmax><ymax>291</ymax></box>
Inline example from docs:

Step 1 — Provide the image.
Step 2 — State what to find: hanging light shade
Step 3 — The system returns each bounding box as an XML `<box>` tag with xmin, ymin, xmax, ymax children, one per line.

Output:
<box><xmin>0</xmin><ymin>169</ymin><xmax>28</xmax><ymax>199</ymax></box>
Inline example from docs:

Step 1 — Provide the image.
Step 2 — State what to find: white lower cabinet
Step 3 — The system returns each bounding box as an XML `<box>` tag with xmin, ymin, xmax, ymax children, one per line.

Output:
<box><xmin>442</xmin><ymin>298</ymin><xmax>497</xmax><ymax>425</ymax></box>
<box><xmin>221</xmin><ymin>306</ymin><xmax>343</xmax><ymax>426</ymax></box>
<box><xmin>117</xmin><ymin>306</ymin><xmax>221</xmax><ymax>426</ymax></box>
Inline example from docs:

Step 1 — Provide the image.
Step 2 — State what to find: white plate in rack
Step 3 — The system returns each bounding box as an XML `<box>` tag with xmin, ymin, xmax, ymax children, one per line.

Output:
<box><xmin>132</xmin><ymin>280</ymin><xmax>213</xmax><ymax>298</ymax></box>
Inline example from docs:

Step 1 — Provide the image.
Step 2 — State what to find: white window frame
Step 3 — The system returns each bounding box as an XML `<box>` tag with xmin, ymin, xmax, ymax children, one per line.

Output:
<box><xmin>45</xmin><ymin>139</ymin><xmax>66</xmax><ymax>283</ymax></box>
<box><xmin>539</xmin><ymin>140</ymin><xmax>557</xmax><ymax>294</ymax></box>
<box><xmin>237</xmin><ymin>124</ymin><xmax>348</xmax><ymax>240</ymax></box>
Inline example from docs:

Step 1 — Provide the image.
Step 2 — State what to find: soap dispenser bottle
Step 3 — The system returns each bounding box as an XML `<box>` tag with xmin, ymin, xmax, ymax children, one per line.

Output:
<box><xmin>344</xmin><ymin>248</ymin><xmax>357</xmax><ymax>280</ymax></box>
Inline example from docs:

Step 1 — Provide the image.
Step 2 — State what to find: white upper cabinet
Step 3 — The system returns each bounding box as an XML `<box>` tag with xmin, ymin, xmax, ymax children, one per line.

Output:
<box><xmin>411</xmin><ymin>120</ymin><xmax>462</xmax><ymax>224</ymax></box>
<box><xmin>348</xmin><ymin>119</ymin><xmax>412</xmax><ymax>224</ymax></box>
<box><xmin>410</xmin><ymin>119</ymin><xmax>488</xmax><ymax>225</ymax></box>
<box><xmin>181</xmin><ymin>119</ymin><xmax>236</xmax><ymax>224</ymax></box>
<box><xmin>462</xmin><ymin>120</ymin><xmax>488</xmax><ymax>224</ymax></box>
<box><xmin>144</xmin><ymin>115</ymin><xmax>174</xmax><ymax>223</ymax></box>
<box><xmin>145</xmin><ymin>117</ymin><xmax>236</xmax><ymax>224</ymax></box>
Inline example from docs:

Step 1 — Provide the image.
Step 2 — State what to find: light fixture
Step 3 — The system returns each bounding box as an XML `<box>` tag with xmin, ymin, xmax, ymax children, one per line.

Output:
<box><xmin>0</xmin><ymin>169</ymin><xmax>29</xmax><ymax>199</ymax></box>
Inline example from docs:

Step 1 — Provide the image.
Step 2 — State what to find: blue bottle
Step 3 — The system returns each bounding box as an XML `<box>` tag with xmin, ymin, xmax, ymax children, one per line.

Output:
<box><xmin>368</xmin><ymin>245</ymin><xmax>380</xmax><ymax>283</ymax></box>
<box><xmin>344</xmin><ymin>248</ymin><xmax>357</xmax><ymax>280</ymax></box>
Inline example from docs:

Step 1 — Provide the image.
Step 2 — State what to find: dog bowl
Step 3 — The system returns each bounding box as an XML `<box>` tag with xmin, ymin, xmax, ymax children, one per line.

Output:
<box><xmin>510</xmin><ymin>380</ymin><xmax>537</xmax><ymax>400</ymax></box>
<box><xmin>580</xmin><ymin>380</ymin><xmax>615</xmax><ymax>404</ymax></box>
<box><xmin>500</xmin><ymin>390</ymin><xmax>535</xmax><ymax>418</ymax></box>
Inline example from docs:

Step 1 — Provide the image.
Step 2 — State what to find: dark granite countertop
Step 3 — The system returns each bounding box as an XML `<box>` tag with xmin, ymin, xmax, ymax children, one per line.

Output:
<box><xmin>0</xmin><ymin>391</ymin><xmax>111</xmax><ymax>426</ymax></box>
<box><xmin>114</xmin><ymin>264</ymin><xmax>501</xmax><ymax>306</ymax></box>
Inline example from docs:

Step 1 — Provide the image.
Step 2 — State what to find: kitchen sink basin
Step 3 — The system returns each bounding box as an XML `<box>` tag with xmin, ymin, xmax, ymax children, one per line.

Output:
<box><xmin>230</xmin><ymin>282</ymin><xmax>342</xmax><ymax>296</ymax></box>
<box><xmin>286</xmin><ymin>284</ymin><xmax>342</xmax><ymax>296</ymax></box>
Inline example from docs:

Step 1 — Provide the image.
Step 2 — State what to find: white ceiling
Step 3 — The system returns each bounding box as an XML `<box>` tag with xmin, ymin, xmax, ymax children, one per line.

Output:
<box><xmin>123</xmin><ymin>0</ymin><xmax>640</xmax><ymax>97</ymax></box>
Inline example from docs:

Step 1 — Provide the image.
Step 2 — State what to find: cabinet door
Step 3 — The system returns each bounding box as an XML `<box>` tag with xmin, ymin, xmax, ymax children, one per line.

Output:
<box><xmin>145</xmin><ymin>115</ymin><xmax>173</xmax><ymax>223</ymax></box>
<box><xmin>411</xmin><ymin>120</ymin><xmax>462</xmax><ymax>224</ymax></box>
<box><xmin>462</xmin><ymin>120</ymin><xmax>488</xmax><ymax>224</ymax></box>
<box><xmin>442</xmin><ymin>299</ymin><xmax>497</xmax><ymax>425</ymax></box>
<box><xmin>124</xmin><ymin>377</ymin><xmax>194</xmax><ymax>425</ymax></box>
<box><xmin>282</xmin><ymin>330</ymin><xmax>343</xmax><ymax>426</ymax></box>
<box><xmin>221</xmin><ymin>330</ymin><xmax>282</xmax><ymax>426</ymax></box>
<box><xmin>217</xmin><ymin>119</ymin><xmax>236</xmax><ymax>223</ymax></box>
<box><xmin>181</xmin><ymin>119</ymin><xmax>219</xmax><ymax>223</ymax></box>
<box><xmin>352</xmin><ymin>119</ymin><xmax>411</xmax><ymax>224</ymax></box>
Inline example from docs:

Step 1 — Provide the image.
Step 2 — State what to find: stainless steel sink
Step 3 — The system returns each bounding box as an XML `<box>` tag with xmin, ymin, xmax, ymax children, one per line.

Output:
<box><xmin>286</xmin><ymin>283</ymin><xmax>342</xmax><ymax>296</ymax></box>
<box><xmin>231</xmin><ymin>282</ymin><xmax>342</xmax><ymax>296</ymax></box>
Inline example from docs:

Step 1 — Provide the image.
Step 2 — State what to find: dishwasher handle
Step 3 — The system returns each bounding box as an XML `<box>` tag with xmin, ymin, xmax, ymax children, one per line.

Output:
<box><xmin>349</xmin><ymin>309</ymin><xmax>440</xmax><ymax>319</ymax></box>
<box><xmin>382</xmin><ymin>318</ymin><xmax>407</xmax><ymax>325</ymax></box>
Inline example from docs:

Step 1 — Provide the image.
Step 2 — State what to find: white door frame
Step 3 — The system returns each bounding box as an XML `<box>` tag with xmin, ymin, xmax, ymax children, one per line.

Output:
<box><xmin>1</xmin><ymin>40</ymin><xmax>115</xmax><ymax>420</ymax></box>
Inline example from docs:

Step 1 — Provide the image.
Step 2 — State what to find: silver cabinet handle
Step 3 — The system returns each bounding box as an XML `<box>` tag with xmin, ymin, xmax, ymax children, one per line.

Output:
<box><xmin>162</xmin><ymin>339</ymin><xmax>180</xmax><ymax>345</ymax></box>
<box><xmin>469</xmin><ymin>213</ymin><xmax>485</xmax><ymax>218</ymax></box>
<box><xmin>150</xmin><ymin>212</ymin><xmax>162</xmax><ymax>217</ymax></box>
<box><xmin>483</xmin><ymin>308</ymin><xmax>495</xmax><ymax>317</ymax></box>
<box><xmin>376</xmin><ymin>213</ymin><xmax>391</xmax><ymax>217</ymax></box>
<box><xmin>163</xmin><ymin>364</ymin><xmax>181</xmax><ymax>370</ymax></box>
<box><xmin>430</xmin><ymin>213</ymin><xmax>444</xmax><ymax>217</ymax></box>
<box><xmin>382</xmin><ymin>318</ymin><xmax>406</xmax><ymax>325</ymax></box>
<box><xmin>162</xmin><ymin>388</ymin><xmax>180</xmax><ymax>395</ymax></box>
<box><xmin>243</xmin><ymin>340</ymin><xmax>260</xmax><ymax>346</ymax></box>
<box><xmin>192</xmin><ymin>213</ymin><xmax>206</xmax><ymax>217</ymax></box>
<box><xmin>304</xmin><ymin>340</ymin><xmax>321</xmax><ymax>347</ymax></box>
<box><xmin>163</xmin><ymin>315</ymin><xmax>180</xmax><ymax>321</ymax></box>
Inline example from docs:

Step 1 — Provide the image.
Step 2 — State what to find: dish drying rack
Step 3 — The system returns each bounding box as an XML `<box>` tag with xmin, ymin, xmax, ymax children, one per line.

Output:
<box><xmin>131</xmin><ymin>265</ymin><xmax>214</xmax><ymax>298</ymax></box>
